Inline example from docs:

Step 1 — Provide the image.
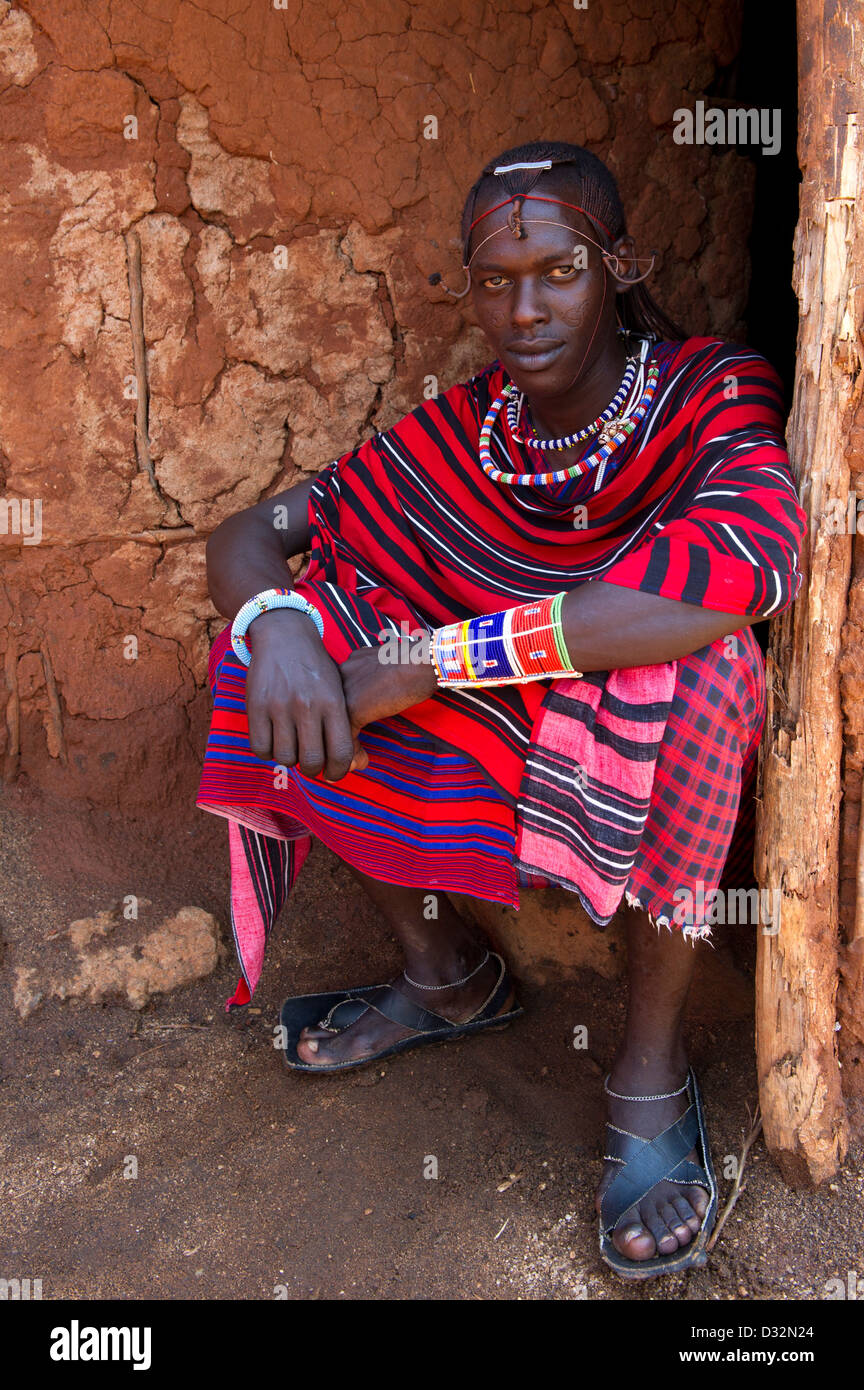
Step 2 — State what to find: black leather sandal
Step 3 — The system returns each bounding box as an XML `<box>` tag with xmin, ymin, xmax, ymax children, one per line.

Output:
<box><xmin>598</xmin><ymin>1068</ymin><xmax>718</xmax><ymax>1280</ymax></box>
<box><xmin>279</xmin><ymin>952</ymin><xmax>522</xmax><ymax>1074</ymax></box>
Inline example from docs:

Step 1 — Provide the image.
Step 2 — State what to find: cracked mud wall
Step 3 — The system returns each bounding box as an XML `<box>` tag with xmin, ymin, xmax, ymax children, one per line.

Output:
<box><xmin>0</xmin><ymin>0</ymin><xmax>753</xmax><ymax>815</ymax></box>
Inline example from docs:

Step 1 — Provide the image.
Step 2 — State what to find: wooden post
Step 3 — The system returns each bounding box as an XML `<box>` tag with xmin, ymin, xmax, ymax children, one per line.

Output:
<box><xmin>753</xmin><ymin>0</ymin><xmax>861</xmax><ymax>1186</ymax></box>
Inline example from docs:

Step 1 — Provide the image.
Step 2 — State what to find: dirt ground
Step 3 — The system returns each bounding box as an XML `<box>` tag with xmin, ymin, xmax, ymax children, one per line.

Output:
<box><xmin>1</xmin><ymin>779</ymin><xmax>862</xmax><ymax>1303</ymax></box>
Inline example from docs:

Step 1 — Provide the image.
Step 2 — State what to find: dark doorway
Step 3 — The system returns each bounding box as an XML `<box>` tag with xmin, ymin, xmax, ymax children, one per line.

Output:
<box><xmin>736</xmin><ymin>3</ymin><xmax>801</xmax><ymax>397</ymax></box>
<box><xmin>709</xmin><ymin>3</ymin><xmax>800</xmax><ymax>653</ymax></box>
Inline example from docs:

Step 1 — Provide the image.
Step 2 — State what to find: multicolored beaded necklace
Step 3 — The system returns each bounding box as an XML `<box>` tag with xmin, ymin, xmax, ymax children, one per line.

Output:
<box><xmin>479</xmin><ymin>340</ymin><xmax>660</xmax><ymax>487</ymax></box>
<box><xmin>506</xmin><ymin>355</ymin><xmax>639</xmax><ymax>451</ymax></box>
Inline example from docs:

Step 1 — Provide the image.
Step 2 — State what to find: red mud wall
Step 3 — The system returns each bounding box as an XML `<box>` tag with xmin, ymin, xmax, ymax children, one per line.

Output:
<box><xmin>0</xmin><ymin>0</ymin><xmax>750</xmax><ymax>815</ymax></box>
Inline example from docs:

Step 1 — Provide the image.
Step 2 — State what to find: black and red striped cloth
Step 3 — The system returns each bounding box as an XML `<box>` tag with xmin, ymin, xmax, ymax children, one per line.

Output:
<box><xmin>196</xmin><ymin>337</ymin><xmax>807</xmax><ymax>1003</ymax></box>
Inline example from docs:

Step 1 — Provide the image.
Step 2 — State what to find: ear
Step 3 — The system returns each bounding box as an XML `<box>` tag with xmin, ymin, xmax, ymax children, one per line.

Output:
<box><xmin>602</xmin><ymin>234</ymin><xmax>641</xmax><ymax>292</ymax></box>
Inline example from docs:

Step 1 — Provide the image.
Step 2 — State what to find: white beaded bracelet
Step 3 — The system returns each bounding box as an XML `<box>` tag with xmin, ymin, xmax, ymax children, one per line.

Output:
<box><xmin>230</xmin><ymin>587</ymin><xmax>325</xmax><ymax>667</ymax></box>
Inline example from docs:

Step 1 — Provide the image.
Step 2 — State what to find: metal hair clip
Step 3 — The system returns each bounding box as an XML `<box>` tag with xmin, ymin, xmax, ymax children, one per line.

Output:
<box><xmin>492</xmin><ymin>160</ymin><xmax>553</xmax><ymax>175</ymax></box>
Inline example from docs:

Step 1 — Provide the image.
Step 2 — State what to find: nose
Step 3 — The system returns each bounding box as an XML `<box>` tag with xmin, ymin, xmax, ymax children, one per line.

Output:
<box><xmin>510</xmin><ymin>276</ymin><xmax>549</xmax><ymax>332</ymax></box>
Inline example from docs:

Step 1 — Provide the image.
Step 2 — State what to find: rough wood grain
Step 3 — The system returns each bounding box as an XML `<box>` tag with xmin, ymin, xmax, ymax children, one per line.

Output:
<box><xmin>754</xmin><ymin>0</ymin><xmax>861</xmax><ymax>1185</ymax></box>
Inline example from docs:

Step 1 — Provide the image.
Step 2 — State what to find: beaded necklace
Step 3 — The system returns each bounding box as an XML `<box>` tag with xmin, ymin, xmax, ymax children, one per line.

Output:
<box><xmin>507</xmin><ymin>355</ymin><xmax>638</xmax><ymax>451</ymax></box>
<box><xmin>479</xmin><ymin>343</ymin><xmax>659</xmax><ymax>487</ymax></box>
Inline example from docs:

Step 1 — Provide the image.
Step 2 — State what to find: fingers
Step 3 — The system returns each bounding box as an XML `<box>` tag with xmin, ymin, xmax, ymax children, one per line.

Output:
<box><xmin>320</xmin><ymin>699</ymin><xmax>362</xmax><ymax>782</ymax></box>
<box><xmin>349</xmin><ymin>739</ymin><xmax>370</xmax><ymax>773</ymax></box>
<box><xmin>247</xmin><ymin>702</ymin><xmax>275</xmax><ymax>763</ymax></box>
<box><xmin>271</xmin><ymin>722</ymin><xmax>297</xmax><ymax>772</ymax></box>
<box><xmin>295</xmin><ymin>700</ymin><xmax>357</xmax><ymax>781</ymax></box>
<box><xmin>258</xmin><ymin>698</ymin><xmax>297</xmax><ymax>770</ymax></box>
<box><xmin>253</xmin><ymin>713</ymin><xmax>369</xmax><ymax>782</ymax></box>
<box><xmin>246</xmin><ymin>664</ymin><xmax>279</xmax><ymax>764</ymax></box>
<box><xmin>294</xmin><ymin>705</ymin><xmax>326</xmax><ymax>779</ymax></box>
<box><xmin>245</xmin><ymin>652</ymin><xmax>367</xmax><ymax>782</ymax></box>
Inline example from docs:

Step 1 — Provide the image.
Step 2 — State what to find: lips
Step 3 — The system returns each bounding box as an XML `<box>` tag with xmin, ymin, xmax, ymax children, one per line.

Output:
<box><xmin>504</xmin><ymin>339</ymin><xmax>564</xmax><ymax>370</ymax></box>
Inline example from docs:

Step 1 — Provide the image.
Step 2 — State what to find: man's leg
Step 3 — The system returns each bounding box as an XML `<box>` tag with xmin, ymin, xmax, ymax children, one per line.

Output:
<box><xmin>595</xmin><ymin>909</ymin><xmax>710</xmax><ymax>1260</ymax></box>
<box><xmin>296</xmin><ymin>867</ymin><xmax>508</xmax><ymax>1065</ymax></box>
<box><xmin>592</xmin><ymin>635</ymin><xmax>762</xmax><ymax>1259</ymax></box>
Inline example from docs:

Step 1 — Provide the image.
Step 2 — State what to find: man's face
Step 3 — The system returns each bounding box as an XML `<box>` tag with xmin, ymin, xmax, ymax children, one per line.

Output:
<box><xmin>468</xmin><ymin>190</ymin><xmax>617</xmax><ymax>400</ymax></box>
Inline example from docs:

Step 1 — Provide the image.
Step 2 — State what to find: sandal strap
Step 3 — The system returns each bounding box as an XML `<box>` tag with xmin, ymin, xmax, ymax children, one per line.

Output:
<box><xmin>317</xmin><ymin>984</ymin><xmax>453</xmax><ymax>1035</ymax></box>
<box><xmin>470</xmin><ymin>953</ymin><xmax>511</xmax><ymax>1020</ymax></box>
<box><xmin>317</xmin><ymin>995</ymin><xmax>378</xmax><ymax>1032</ymax></box>
<box><xmin>361</xmin><ymin>983</ymin><xmax>451</xmax><ymax>1033</ymax></box>
<box><xmin>669</xmin><ymin>1160</ymin><xmax>710</xmax><ymax>1186</ymax></box>
<box><xmin>317</xmin><ymin>955</ymin><xmax>512</xmax><ymax>1038</ymax></box>
<box><xmin>605</xmin><ymin>1125</ymin><xmax>653</xmax><ymax>1165</ymax></box>
<box><xmin>605</xmin><ymin>1126</ymin><xmax>708</xmax><ymax>1186</ymax></box>
<box><xmin>600</xmin><ymin>1103</ymin><xmax>700</xmax><ymax>1236</ymax></box>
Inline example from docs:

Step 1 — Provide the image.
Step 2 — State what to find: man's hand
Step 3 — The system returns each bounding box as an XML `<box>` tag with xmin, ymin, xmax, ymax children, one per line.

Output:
<box><xmin>339</xmin><ymin>642</ymin><xmax>438</xmax><ymax>735</ymax></box>
<box><xmin>245</xmin><ymin>609</ymin><xmax>368</xmax><ymax>781</ymax></box>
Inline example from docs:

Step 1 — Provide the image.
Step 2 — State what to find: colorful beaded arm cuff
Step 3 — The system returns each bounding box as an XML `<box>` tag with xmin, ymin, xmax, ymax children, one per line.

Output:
<box><xmin>230</xmin><ymin>587</ymin><xmax>325</xmax><ymax>668</ymax></box>
<box><xmin>431</xmin><ymin>592</ymin><xmax>583</xmax><ymax>688</ymax></box>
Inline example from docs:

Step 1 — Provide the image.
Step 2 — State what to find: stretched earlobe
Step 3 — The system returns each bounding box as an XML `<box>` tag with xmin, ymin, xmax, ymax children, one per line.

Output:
<box><xmin>428</xmin><ymin>267</ymin><xmax>472</xmax><ymax>299</ymax></box>
<box><xmin>602</xmin><ymin>250</ymin><xmax>657</xmax><ymax>287</ymax></box>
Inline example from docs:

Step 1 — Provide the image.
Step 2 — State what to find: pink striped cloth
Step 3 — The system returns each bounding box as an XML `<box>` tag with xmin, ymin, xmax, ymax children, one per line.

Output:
<box><xmin>225</xmin><ymin>816</ymin><xmax>311</xmax><ymax>1008</ymax></box>
<box><xmin>514</xmin><ymin>662</ymin><xmax>679</xmax><ymax>919</ymax></box>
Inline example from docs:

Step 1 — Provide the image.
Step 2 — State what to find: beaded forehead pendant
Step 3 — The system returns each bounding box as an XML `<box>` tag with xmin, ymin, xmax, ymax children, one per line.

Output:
<box><xmin>429</xmin><ymin>160</ymin><xmax>655</xmax><ymax>298</ymax></box>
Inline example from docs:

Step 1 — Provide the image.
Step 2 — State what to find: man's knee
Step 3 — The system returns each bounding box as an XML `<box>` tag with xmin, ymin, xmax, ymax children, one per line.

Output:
<box><xmin>671</xmin><ymin>632</ymin><xmax>765</xmax><ymax>757</ymax></box>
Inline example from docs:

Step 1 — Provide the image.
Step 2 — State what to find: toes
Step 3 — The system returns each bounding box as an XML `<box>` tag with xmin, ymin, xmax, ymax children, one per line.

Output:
<box><xmin>643</xmin><ymin>1209</ymin><xmax>679</xmax><ymax>1255</ymax></box>
<box><xmin>297</xmin><ymin>1025</ymin><xmax>333</xmax><ymax>1063</ymax></box>
<box><xmin>612</xmin><ymin>1223</ymin><xmax>656</xmax><ymax>1260</ymax></box>
<box><xmin>296</xmin><ymin>1036</ymin><xmax>325</xmax><ymax>1064</ymax></box>
<box><xmin>661</xmin><ymin>1201</ymin><xmax>693</xmax><ymax>1245</ymax></box>
<box><xmin>670</xmin><ymin>1194</ymin><xmax>698</xmax><ymax>1230</ymax></box>
<box><xmin>611</xmin><ymin>1193</ymin><xmax>705</xmax><ymax>1261</ymax></box>
<box><xmin>672</xmin><ymin>1190</ymin><xmax>708</xmax><ymax>1231</ymax></box>
<box><xmin>299</xmin><ymin>1025</ymin><xmax>328</xmax><ymax>1041</ymax></box>
<box><xmin>688</xmin><ymin>1185</ymin><xmax>711</xmax><ymax>1219</ymax></box>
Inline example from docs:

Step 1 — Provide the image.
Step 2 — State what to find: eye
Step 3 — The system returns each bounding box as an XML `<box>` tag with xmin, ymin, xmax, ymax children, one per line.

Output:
<box><xmin>479</xmin><ymin>274</ymin><xmax>511</xmax><ymax>289</ymax></box>
<box><xmin>546</xmin><ymin>264</ymin><xmax>580</xmax><ymax>280</ymax></box>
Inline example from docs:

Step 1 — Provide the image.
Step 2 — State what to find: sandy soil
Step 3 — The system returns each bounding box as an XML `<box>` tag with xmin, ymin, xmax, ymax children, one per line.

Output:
<box><xmin>1</xmin><ymin>780</ymin><xmax>862</xmax><ymax>1302</ymax></box>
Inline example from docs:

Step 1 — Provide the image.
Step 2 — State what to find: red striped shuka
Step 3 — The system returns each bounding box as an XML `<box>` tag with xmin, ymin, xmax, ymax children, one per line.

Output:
<box><xmin>196</xmin><ymin>337</ymin><xmax>807</xmax><ymax>1006</ymax></box>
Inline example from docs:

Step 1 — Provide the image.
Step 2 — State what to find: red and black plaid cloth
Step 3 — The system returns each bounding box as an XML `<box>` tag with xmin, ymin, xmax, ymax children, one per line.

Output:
<box><xmin>197</xmin><ymin>337</ymin><xmax>806</xmax><ymax>1002</ymax></box>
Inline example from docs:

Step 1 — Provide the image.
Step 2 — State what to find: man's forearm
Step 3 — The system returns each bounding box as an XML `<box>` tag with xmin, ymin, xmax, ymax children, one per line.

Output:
<box><xmin>398</xmin><ymin>579</ymin><xmax>755</xmax><ymax>715</ymax></box>
<box><xmin>206</xmin><ymin>511</ymin><xmax>295</xmax><ymax>620</ymax></box>
<box><xmin>559</xmin><ymin>581</ymin><xmax>755</xmax><ymax>671</ymax></box>
<box><xmin>205</xmin><ymin>478</ymin><xmax>318</xmax><ymax>619</ymax></box>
